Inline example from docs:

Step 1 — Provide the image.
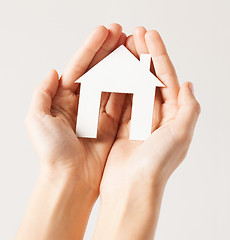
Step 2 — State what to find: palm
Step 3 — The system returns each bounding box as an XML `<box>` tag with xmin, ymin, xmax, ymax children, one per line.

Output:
<box><xmin>47</xmin><ymin>87</ymin><xmax>122</xmax><ymax>189</ymax></box>
<box><xmin>100</xmin><ymin>94</ymin><xmax>176</xmax><ymax>186</ymax></box>
<box><xmin>115</xmin><ymin>90</ymin><xmax>177</xmax><ymax>150</ymax></box>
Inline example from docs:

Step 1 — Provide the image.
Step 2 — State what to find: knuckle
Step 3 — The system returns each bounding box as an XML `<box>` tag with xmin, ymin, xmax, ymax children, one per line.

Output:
<box><xmin>145</xmin><ymin>30</ymin><xmax>160</xmax><ymax>40</ymax></box>
<box><xmin>108</xmin><ymin>23</ymin><xmax>122</xmax><ymax>31</ymax></box>
<box><xmin>149</xmin><ymin>29</ymin><xmax>160</xmax><ymax>36</ymax></box>
<box><xmin>133</xmin><ymin>26</ymin><xmax>146</xmax><ymax>34</ymax></box>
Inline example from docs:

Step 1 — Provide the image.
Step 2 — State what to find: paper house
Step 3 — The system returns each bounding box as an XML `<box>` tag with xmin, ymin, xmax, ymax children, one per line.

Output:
<box><xmin>75</xmin><ymin>45</ymin><xmax>164</xmax><ymax>140</ymax></box>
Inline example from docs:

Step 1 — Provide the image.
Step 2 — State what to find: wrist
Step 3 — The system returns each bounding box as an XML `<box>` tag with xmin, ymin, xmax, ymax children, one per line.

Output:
<box><xmin>100</xmin><ymin>163</ymin><xmax>167</xmax><ymax>201</ymax></box>
<box><xmin>95</xmin><ymin>181</ymin><xmax>165</xmax><ymax>240</ymax></box>
<box><xmin>16</xmin><ymin>166</ymin><xmax>97</xmax><ymax>240</ymax></box>
<box><xmin>38</xmin><ymin>165</ymin><xmax>98</xmax><ymax>202</ymax></box>
<box><xmin>39</xmin><ymin>162</ymin><xmax>99</xmax><ymax>199</ymax></box>
<box><xmin>100</xmin><ymin>178</ymin><xmax>165</xmax><ymax>211</ymax></box>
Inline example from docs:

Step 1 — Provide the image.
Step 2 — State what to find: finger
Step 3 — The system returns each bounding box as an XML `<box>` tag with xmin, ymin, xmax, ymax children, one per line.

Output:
<box><xmin>30</xmin><ymin>70</ymin><xmax>59</xmax><ymax>115</ymax></box>
<box><xmin>116</xmin><ymin>94</ymin><xmax>133</xmax><ymax>139</ymax></box>
<box><xmin>105</xmin><ymin>93</ymin><xmax>126</xmax><ymax>122</ymax></box>
<box><xmin>133</xmin><ymin>26</ymin><xmax>148</xmax><ymax>56</ymax></box>
<box><xmin>115</xmin><ymin>32</ymin><xmax>127</xmax><ymax>48</ymax></box>
<box><xmin>133</xmin><ymin>27</ymin><xmax>163</xmax><ymax>132</ymax></box>
<box><xmin>125</xmin><ymin>35</ymin><xmax>138</xmax><ymax>58</ymax></box>
<box><xmin>100</xmin><ymin>92</ymin><xmax>111</xmax><ymax>111</ymax></box>
<box><xmin>117</xmin><ymin>29</ymin><xmax>147</xmax><ymax>139</ymax></box>
<box><xmin>145</xmin><ymin>30</ymin><xmax>180</xmax><ymax>102</ymax></box>
<box><xmin>89</xmin><ymin>23</ymin><xmax>124</xmax><ymax>115</ymax></box>
<box><xmin>151</xmin><ymin>87</ymin><xmax>163</xmax><ymax>132</ymax></box>
<box><xmin>173</xmin><ymin>82</ymin><xmax>201</xmax><ymax>141</ymax></box>
<box><xmin>60</xmin><ymin>26</ymin><xmax>108</xmax><ymax>92</ymax></box>
<box><xmin>104</xmin><ymin>30</ymin><xmax>127</xmax><ymax>122</ymax></box>
<box><xmin>133</xmin><ymin>27</ymin><xmax>157</xmax><ymax>80</ymax></box>
<box><xmin>120</xmin><ymin>94</ymin><xmax>132</xmax><ymax>124</ymax></box>
<box><xmin>88</xmin><ymin>23</ymin><xmax>123</xmax><ymax>69</ymax></box>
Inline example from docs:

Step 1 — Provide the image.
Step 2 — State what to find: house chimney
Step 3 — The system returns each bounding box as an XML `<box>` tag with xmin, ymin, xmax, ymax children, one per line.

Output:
<box><xmin>140</xmin><ymin>54</ymin><xmax>151</xmax><ymax>70</ymax></box>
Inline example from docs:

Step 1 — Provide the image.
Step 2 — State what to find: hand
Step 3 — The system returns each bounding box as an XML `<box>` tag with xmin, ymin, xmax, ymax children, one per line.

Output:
<box><xmin>25</xmin><ymin>23</ymin><xmax>126</xmax><ymax>194</ymax></box>
<box><xmin>94</xmin><ymin>27</ymin><xmax>201</xmax><ymax>240</ymax></box>
<box><xmin>101</xmin><ymin>26</ymin><xmax>200</xmax><ymax>192</ymax></box>
<box><xmin>19</xmin><ymin>24</ymin><xmax>128</xmax><ymax>240</ymax></box>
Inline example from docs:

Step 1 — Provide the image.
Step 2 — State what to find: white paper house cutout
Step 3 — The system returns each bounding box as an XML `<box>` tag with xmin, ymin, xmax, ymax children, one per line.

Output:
<box><xmin>75</xmin><ymin>45</ymin><xmax>164</xmax><ymax>141</ymax></box>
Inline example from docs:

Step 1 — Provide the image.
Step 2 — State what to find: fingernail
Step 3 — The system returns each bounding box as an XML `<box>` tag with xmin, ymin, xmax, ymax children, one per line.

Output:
<box><xmin>188</xmin><ymin>82</ymin><xmax>194</xmax><ymax>94</ymax></box>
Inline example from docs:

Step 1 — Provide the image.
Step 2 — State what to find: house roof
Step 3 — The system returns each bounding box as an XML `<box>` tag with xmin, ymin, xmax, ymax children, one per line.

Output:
<box><xmin>75</xmin><ymin>45</ymin><xmax>164</xmax><ymax>92</ymax></box>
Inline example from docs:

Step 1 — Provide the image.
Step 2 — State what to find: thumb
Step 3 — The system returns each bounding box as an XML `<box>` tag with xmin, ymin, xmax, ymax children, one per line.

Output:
<box><xmin>173</xmin><ymin>82</ymin><xmax>201</xmax><ymax>141</ymax></box>
<box><xmin>29</xmin><ymin>69</ymin><xmax>59</xmax><ymax>116</ymax></box>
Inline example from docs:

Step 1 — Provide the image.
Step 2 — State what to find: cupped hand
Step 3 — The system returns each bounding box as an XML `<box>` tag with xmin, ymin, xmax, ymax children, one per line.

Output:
<box><xmin>25</xmin><ymin>24</ymin><xmax>127</xmax><ymax>195</ymax></box>
<box><xmin>100</xmin><ymin>27</ymin><xmax>201</xmax><ymax>196</ymax></box>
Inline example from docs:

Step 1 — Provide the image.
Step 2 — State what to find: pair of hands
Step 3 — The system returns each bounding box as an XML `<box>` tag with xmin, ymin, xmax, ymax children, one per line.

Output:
<box><xmin>24</xmin><ymin>23</ymin><xmax>200</xmax><ymax>239</ymax></box>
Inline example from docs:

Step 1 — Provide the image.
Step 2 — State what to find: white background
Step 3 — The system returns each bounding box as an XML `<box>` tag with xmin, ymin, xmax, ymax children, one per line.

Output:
<box><xmin>0</xmin><ymin>0</ymin><xmax>229</xmax><ymax>239</ymax></box>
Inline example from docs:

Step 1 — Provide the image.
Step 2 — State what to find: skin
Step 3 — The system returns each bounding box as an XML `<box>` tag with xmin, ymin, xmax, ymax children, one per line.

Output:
<box><xmin>16</xmin><ymin>23</ymin><xmax>128</xmax><ymax>240</ymax></box>
<box><xmin>25</xmin><ymin>24</ymin><xmax>127</xmax><ymax>193</ymax></box>
<box><xmin>16</xmin><ymin>24</ymin><xmax>200</xmax><ymax>240</ymax></box>
<box><xmin>94</xmin><ymin>27</ymin><xmax>201</xmax><ymax>240</ymax></box>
